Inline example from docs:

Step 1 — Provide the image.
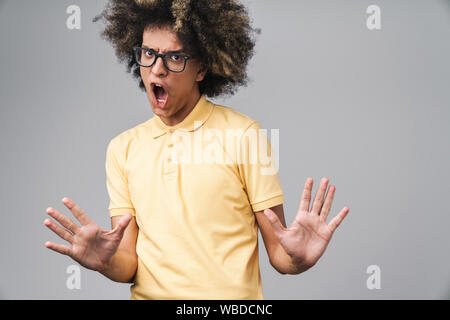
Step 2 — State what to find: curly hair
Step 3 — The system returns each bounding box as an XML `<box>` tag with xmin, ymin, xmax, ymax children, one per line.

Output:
<box><xmin>93</xmin><ymin>0</ymin><xmax>260</xmax><ymax>97</ymax></box>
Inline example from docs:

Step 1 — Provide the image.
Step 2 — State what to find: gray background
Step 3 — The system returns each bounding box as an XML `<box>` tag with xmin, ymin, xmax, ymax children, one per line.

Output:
<box><xmin>0</xmin><ymin>0</ymin><xmax>449</xmax><ymax>299</ymax></box>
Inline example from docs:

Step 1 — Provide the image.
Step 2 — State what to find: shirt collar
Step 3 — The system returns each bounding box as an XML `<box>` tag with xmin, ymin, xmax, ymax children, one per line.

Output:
<box><xmin>150</xmin><ymin>95</ymin><xmax>214</xmax><ymax>139</ymax></box>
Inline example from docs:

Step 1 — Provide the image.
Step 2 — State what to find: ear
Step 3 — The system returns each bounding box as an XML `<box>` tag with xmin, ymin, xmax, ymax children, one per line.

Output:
<box><xmin>195</xmin><ymin>63</ymin><xmax>207</xmax><ymax>82</ymax></box>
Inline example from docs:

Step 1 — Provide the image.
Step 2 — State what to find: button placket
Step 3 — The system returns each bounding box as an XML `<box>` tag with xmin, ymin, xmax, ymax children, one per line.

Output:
<box><xmin>163</xmin><ymin>131</ymin><xmax>177</xmax><ymax>176</ymax></box>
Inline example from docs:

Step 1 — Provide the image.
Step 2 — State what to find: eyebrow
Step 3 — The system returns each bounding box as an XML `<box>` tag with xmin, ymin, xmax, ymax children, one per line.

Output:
<box><xmin>141</xmin><ymin>46</ymin><xmax>185</xmax><ymax>54</ymax></box>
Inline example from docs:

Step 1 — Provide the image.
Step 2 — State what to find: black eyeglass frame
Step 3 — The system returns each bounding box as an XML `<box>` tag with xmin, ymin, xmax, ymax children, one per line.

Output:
<box><xmin>133</xmin><ymin>46</ymin><xmax>191</xmax><ymax>73</ymax></box>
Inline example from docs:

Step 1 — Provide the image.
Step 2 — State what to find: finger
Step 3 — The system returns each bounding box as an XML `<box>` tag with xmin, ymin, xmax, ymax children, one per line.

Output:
<box><xmin>44</xmin><ymin>241</ymin><xmax>73</xmax><ymax>257</ymax></box>
<box><xmin>311</xmin><ymin>177</ymin><xmax>329</xmax><ymax>215</ymax></box>
<box><xmin>46</xmin><ymin>207</ymin><xmax>80</xmax><ymax>234</ymax></box>
<box><xmin>108</xmin><ymin>213</ymin><xmax>132</xmax><ymax>238</ymax></box>
<box><xmin>62</xmin><ymin>197</ymin><xmax>93</xmax><ymax>226</ymax></box>
<box><xmin>298</xmin><ymin>177</ymin><xmax>313</xmax><ymax>213</ymax></box>
<box><xmin>319</xmin><ymin>185</ymin><xmax>336</xmax><ymax>223</ymax></box>
<box><xmin>328</xmin><ymin>207</ymin><xmax>350</xmax><ymax>233</ymax></box>
<box><xmin>44</xmin><ymin>218</ymin><xmax>74</xmax><ymax>244</ymax></box>
<box><xmin>263</xmin><ymin>208</ymin><xmax>285</xmax><ymax>239</ymax></box>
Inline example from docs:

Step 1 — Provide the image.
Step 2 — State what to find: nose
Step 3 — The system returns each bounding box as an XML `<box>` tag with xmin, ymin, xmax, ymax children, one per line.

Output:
<box><xmin>151</xmin><ymin>56</ymin><xmax>168</xmax><ymax>77</ymax></box>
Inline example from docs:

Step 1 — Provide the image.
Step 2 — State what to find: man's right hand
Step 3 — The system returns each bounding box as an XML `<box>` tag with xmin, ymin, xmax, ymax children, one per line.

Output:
<box><xmin>44</xmin><ymin>197</ymin><xmax>132</xmax><ymax>272</ymax></box>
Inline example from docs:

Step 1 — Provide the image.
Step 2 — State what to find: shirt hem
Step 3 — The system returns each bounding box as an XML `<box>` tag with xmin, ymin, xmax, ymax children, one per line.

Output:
<box><xmin>251</xmin><ymin>194</ymin><xmax>284</xmax><ymax>212</ymax></box>
<box><xmin>109</xmin><ymin>207</ymin><xmax>136</xmax><ymax>217</ymax></box>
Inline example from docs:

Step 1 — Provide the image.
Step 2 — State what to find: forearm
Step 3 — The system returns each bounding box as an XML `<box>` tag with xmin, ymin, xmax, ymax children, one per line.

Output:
<box><xmin>269</xmin><ymin>243</ymin><xmax>313</xmax><ymax>275</ymax></box>
<box><xmin>99</xmin><ymin>249</ymin><xmax>138</xmax><ymax>283</ymax></box>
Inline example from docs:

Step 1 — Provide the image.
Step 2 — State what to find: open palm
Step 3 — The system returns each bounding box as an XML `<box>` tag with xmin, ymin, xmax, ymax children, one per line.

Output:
<box><xmin>264</xmin><ymin>177</ymin><xmax>349</xmax><ymax>268</ymax></box>
<box><xmin>44</xmin><ymin>197</ymin><xmax>132</xmax><ymax>271</ymax></box>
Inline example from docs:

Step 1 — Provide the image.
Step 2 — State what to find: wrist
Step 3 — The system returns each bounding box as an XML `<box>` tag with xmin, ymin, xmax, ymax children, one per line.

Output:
<box><xmin>270</xmin><ymin>244</ymin><xmax>313</xmax><ymax>275</ymax></box>
<box><xmin>288</xmin><ymin>256</ymin><xmax>314</xmax><ymax>274</ymax></box>
<box><xmin>98</xmin><ymin>255</ymin><xmax>115</xmax><ymax>273</ymax></box>
<box><xmin>98</xmin><ymin>250</ymin><xmax>138</xmax><ymax>283</ymax></box>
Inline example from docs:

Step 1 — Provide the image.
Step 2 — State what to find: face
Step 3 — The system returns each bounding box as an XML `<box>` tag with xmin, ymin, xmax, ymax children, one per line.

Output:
<box><xmin>140</xmin><ymin>26</ymin><xmax>206</xmax><ymax>126</ymax></box>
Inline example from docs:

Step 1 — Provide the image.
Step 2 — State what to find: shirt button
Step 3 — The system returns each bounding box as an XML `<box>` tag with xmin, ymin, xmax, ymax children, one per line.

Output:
<box><xmin>168</xmin><ymin>143</ymin><xmax>174</xmax><ymax>148</ymax></box>
<box><xmin>167</xmin><ymin>158</ymin><xmax>172</xmax><ymax>163</ymax></box>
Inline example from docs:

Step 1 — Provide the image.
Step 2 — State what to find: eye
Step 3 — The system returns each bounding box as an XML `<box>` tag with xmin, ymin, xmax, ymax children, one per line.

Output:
<box><xmin>170</xmin><ymin>54</ymin><xmax>182</xmax><ymax>62</ymax></box>
<box><xmin>144</xmin><ymin>50</ymin><xmax>155</xmax><ymax>57</ymax></box>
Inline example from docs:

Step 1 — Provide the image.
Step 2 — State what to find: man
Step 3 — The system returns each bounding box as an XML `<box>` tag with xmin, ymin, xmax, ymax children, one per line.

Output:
<box><xmin>44</xmin><ymin>0</ymin><xmax>349</xmax><ymax>299</ymax></box>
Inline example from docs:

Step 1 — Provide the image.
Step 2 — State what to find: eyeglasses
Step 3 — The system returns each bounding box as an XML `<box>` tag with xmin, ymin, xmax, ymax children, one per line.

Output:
<box><xmin>133</xmin><ymin>47</ymin><xmax>190</xmax><ymax>72</ymax></box>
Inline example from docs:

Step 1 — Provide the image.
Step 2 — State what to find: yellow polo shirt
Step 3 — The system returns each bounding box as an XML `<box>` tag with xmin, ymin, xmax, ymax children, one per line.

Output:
<box><xmin>105</xmin><ymin>95</ymin><xmax>284</xmax><ymax>299</ymax></box>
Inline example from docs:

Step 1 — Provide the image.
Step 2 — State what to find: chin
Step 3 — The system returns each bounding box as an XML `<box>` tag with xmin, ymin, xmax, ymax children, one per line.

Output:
<box><xmin>150</xmin><ymin>101</ymin><xmax>173</xmax><ymax>117</ymax></box>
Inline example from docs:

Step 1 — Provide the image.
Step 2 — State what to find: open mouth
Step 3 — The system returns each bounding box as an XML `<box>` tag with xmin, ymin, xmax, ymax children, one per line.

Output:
<box><xmin>152</xmin><ymin>83</ymin><xmax>168</xmax><ymax>108</ymax></box>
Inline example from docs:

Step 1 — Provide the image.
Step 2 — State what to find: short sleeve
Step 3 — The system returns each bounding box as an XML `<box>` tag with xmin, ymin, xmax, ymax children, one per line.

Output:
<box><xmin>237</xmin><ymin>121</ymin><xmax>284</xmax><ymax>212</ymax></box>
<box><xmin>105</xmin><ymin>137</ymin><xmax>136</xmax><ymax>217</ymax></box>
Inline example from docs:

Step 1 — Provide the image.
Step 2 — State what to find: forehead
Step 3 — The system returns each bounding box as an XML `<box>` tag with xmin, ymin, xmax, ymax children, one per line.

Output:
<box><xmin>141</xmin><ymin>26</ymin><xmax>182</xmax><ymax>51</ymax></box>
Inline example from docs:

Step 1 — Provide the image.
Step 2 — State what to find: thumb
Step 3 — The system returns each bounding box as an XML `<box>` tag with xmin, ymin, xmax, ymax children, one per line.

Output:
<box><xmin>111</xmin><ymin>213</ymin><xmax>132</xmax><ymax>238</ymax></box>
<box><xmin>263</xmin><ymin>208</ymin><xmax>285</xmax><ymax>239</ymax></box>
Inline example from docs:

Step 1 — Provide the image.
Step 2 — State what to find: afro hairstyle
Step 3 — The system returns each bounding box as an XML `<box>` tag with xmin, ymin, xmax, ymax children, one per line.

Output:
<box><xmin>93</xmin><ymin>0</ymin><xmax>260</xmax><ymax>97</ymax></box>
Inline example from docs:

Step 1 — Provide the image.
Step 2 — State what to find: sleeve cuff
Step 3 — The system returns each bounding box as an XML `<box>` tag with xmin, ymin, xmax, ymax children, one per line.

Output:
<box><xmin>109</xmin><ymin>207</ymin><xmax>136</xmax><ymax>217</ymax></box>
<box><xmin>251</xmin><ymin>194</ymin><xmax>284</xmax><ymax>212</ymax></box>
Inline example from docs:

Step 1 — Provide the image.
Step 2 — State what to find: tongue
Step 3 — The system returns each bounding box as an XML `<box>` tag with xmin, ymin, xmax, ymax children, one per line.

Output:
<box><xmin>155</xmin><ymin>86</ymin><xmax>168</xmax><ymax>101</ymax></box>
